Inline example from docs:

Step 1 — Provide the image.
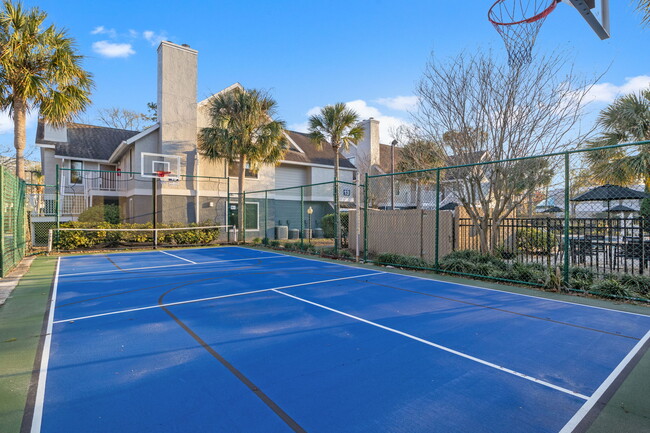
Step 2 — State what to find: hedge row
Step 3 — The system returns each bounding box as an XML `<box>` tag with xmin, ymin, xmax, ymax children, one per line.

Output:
<box><xmin>373</xmin><ymin>249</ymin><xmax>650</xmax><ymax>302</ymax></box>
<box><xmin>55</xmin><ymin>222</ymin><xmax>220</xmax><ymax>250</ymax></box>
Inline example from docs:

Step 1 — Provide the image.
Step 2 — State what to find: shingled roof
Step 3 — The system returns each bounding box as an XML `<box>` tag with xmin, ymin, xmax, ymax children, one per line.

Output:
<box><xmin>36</xmin><ymin>120</ymin><xmax>140</xmax><ymax>161</ymax></box>
<box><xmin>284</xmin><ymin>131</ymin><xmax>355</xmax><ymax>168</ymax></box>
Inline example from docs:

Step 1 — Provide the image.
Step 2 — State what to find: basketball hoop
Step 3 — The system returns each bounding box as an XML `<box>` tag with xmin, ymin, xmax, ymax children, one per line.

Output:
<box><xmin>156</xmin><ymin>170</ymin><xmax>171</xmax><ymax>178</ymax></box>
<box><xmin>488</xmin><ymin>0</ymin><xmax>560</xmax><ymax>67</ymax></box>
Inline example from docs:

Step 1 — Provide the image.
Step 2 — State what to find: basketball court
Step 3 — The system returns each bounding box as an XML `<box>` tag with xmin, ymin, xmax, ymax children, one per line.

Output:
<box><xmin>25</xmin><ymin>246</ymin><xmax>650</xmax><ymax>432</ymax></box>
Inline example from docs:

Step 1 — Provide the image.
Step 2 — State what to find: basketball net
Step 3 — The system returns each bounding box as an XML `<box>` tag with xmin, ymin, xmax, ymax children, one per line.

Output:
<box><xmin>488</xmin><ymin>0</ymin><xmax>559</xmax><ymax>67</ymax></box>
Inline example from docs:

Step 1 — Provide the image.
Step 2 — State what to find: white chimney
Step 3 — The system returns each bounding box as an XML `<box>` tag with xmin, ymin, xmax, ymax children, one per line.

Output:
<box><xmin>157</xmin><ymin>41</ymin><xmax>198</xmax><ymax>161</ymax></box>
<box><xmin>358</xmin><ymin>118</ymin><xmax>380</xmax><ymax>168</ymax></box>
<box><xmin>43</xmin><ymin>124</ymin><xmax>67</xmax><ymax>142</ymax></box>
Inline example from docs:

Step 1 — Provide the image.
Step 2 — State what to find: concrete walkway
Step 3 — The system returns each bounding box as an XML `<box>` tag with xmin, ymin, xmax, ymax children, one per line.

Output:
<box><xmin>0</xmin><ymin>256</ymin><xmax>36</xmax><ymax>306</ymax></box>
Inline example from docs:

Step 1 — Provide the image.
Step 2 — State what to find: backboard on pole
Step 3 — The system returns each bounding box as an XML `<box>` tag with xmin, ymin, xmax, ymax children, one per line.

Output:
<box><xmin>140</xmin><ymin>152</ymin><xmax>181</xmax><ymax>181</ymax></box>
<box><xmin>563</xmin><ymin>0</ymin><xmax>610</xmax><ymax>40</ymax></box>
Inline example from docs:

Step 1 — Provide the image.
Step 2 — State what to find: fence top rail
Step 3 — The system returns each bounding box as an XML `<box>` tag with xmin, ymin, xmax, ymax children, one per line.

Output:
<box><xmin>26</xmin><ymin>183</ymin><xmax>57</xmax><ymax>187</ymax></box>
<box><xmin>243</xmin><ymin>179</ymin><xmax>359</xmax><ymax>195</ymax></box>
<box><xmin>57</xmin><ymin>167</ymin><xmax>228</xmax><ymax>180</ymax></box>
<box><xmin>367</xmin><ymin>139</ymin><xmax>650</xmax><ymax>179</ymax></box>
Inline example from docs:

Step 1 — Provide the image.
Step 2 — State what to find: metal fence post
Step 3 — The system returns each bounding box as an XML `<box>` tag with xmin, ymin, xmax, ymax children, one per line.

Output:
<box><xmin>363</xmin><ymin>173</ymin><xmax>369</xmax><ymax>262</ymax></box>
<box><xmin>264</xmin><ymin>190</ymin><xmax>268</xmax><ymax>244</ymax></box>
<box><xmin>242</xmin><ymin>191</ymin><xmax>246</xmax><ymax>244</ymax></box>
<box><xmin>300</xmin><ymin>186</ymin><xmax>304</xmax><ymax>247</ymax></box>
<box><xmin>55</xmin><ymin>164</ymin><xmax>60</xmax><ymax>250</ymax></box>
<box><xmin>563</xmin><ymin>152</ymin><xmax>570</xmax><ymax>286</ymax></box>
<box><xmin>435</xmin><ymin>169</ymin><xmax>441</xmax><ymax>269</ymax></box>
<box><xmin>0</xmin><ymin>168</ymin><xmax>4</xmax><ymax>276</ymax></box>
<box><xmin>334</xmin><ymin>180</ymin><xmax>339</xmax><ymax>255</ymax></box>
<box><xmin>226</xmin><ymin>177</ymin><xmax>231</xmax><ymax>243</ymax></box>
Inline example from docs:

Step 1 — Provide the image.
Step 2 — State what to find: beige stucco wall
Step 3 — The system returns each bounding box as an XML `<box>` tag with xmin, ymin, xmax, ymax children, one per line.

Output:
<box><xmin>349</xmin><ymin>209</ymin><xmax>456</xmax><ymax>261</ymax></box>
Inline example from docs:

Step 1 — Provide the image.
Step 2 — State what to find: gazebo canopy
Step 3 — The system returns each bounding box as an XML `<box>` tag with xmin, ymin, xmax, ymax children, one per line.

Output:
<box><xmin>541</xmin><ymin>206</ymin><xmax>563</xmax><ymax>213</ymax></box>
<box><xmin>609</xmin><ymin>204</ymin><xmax>636</xmax><ymax>212</ymax></box>
<box><xmin>571</xmin><ymin>184</ymin><xmax>649</xmax><ymax>202</ymax></box>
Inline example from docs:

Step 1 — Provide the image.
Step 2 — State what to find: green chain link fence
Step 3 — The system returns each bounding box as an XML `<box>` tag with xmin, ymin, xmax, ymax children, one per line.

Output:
<box><xmin>1</xmin><ymin>166</ymin><xmax>26</xmax><ymax>276</ymax></box>
<box><xmin>360</xmin><ymin>140</ymin><xmax>650</xmax><ymax>302</ymax></box>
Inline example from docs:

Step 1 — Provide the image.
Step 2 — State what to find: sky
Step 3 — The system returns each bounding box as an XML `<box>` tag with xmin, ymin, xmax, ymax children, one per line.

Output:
<box><xmin>1</xmin><ymin>0</ymin><xmax>649</xmax><ymax>161</ymax></box>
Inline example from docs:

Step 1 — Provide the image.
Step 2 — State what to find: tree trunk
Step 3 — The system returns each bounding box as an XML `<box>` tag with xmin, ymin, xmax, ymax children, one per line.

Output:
<box><xmin>14</xmin><ymin>98</ymin><xmax>27</xmax><ymax>180</ymax></box>
<box><xmin>334</xmin><ymin>144</ymin><xmax>341</xmax><ymax>250</ymax></box>
<box><xmin>238</xmin><ymin>155</ymin><xmax>246</xmax><ymax>243</ymax></box>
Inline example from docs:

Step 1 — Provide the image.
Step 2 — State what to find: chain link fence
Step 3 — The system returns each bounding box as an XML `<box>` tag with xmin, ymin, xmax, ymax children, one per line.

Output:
<box><xmin>28</xmin><ymin>167</ymin><xmax>231</xmax><ymax>251</ymax></box>
<box><xmin>239</xmin><ymin>180</ymin><xmax>361</xmax><ymax>256</ymax></box>
<box><xmin>362</xmin><ymin>141</ymin><xmax>650</xmax><ymax>302</ymax></box>
<box><xmin>1</xmin><ymin>166</ymin><xmax>26</xmax><ymax>276</ymax></box>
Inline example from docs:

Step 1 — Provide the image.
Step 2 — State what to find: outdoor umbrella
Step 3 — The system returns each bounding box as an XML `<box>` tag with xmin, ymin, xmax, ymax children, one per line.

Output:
<box><xmin>571</xmin><ymin>184</ymin><xmax>649</xmax><ymax>218</ymax></box>
<box><xmin>609</xmin><ymin>204</ymin><xmax>636</xmax><ymax>213</ymax></box>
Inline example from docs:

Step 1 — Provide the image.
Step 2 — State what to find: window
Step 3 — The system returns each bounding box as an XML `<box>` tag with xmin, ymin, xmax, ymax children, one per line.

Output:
<box><xmin>70</xmin><ymin>160</ymin><xmax>83</xmax><ymax>184</ymax></box>
<box><xmin>229</xmin><ymin>161</ymin><xmax>258</xmax><ymax>179</ymax></box>
<box><xmin>228</xmin><ymin>202</ymin><xmax>259</xmax><ymax>230</ymax></box>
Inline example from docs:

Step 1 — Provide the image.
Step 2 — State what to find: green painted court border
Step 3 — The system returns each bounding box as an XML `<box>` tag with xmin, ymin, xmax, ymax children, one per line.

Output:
<box><xmin>0</xmin><ymin>257</ymin><xmax>56</xmax><ymax>433</ymax></box>
<box><xmin>246</xmin><ymin>246</ymin><xmax>650</xmax><ymax>432</ymax></box>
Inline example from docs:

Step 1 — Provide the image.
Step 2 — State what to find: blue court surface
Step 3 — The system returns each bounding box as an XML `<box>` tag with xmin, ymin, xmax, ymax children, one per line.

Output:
<box><xmin>29</xmin><ymin>247</ymin><xmax>650</xmax><ymax>433</ymax></box>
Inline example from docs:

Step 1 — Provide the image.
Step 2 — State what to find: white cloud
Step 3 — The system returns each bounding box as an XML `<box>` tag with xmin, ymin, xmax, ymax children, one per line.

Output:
<box><xmin>90</xmin><ymin>26</ymin><xmax>117</xmax><ymax>38</ymax></box>
<box><xmin>375</xmin><ymin>95</ymin><xmax>419</xmax><ymax>111</ymax></box>
<box><xmin>128</xmin><ymin>29</ymin><xmax>138</xmax><ymax>38</ymax></box>
<box><xmin>92</xmin><ymin>40</ymin><xmax>135</xmax><ymax>58</ymax></box>
<box><xmin>294</xmin><ymin>100</ymin><xmax>410</xmax><ymax>143</ymax></box>
<box><xmin>143</xmin><ymin>30</ymin><xmax>167</xmax><ymax>47</ymax></box>
<box><xmin>586</xmin><ymin>75</ymin><xmax>650</xmax><ymax>104</ymax></box>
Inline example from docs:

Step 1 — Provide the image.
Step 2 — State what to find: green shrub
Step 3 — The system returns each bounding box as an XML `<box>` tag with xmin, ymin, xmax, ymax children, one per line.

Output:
<box><xmin>619</xmin><ymin>275</ymin><xmax>650</xmax><ymax>297</ymax></box>
<box><xmin>269</xmin><ymin>240</ymin><xmax>281</xmax><ymax>247</ymax></box>
<box><xmin>591</xmin><ymin>279</ymin><xmax>630</xmax><ymax>298</ymax></box>
<box><xmin>375</xmin><ymin>252</ymin><xmax>430</xmax><ymax>269</ymax></box>
<box><xmin>338</xmin><ymin>249</ymin><xmax>353</xmax><ymax>259</ymax></box>
<box><xmin>516</xmin><ymin>228</ymin><xmax>557</xmax><ymax>254</ymax></box>
<box><xmin>252</xmin><ymin>237</ymin><xmax>262</xmax><ymax>244</ymax></box>
<box><xmin>508</xmin><ymin>262</ymin><xmax>547</xmax><ymax>284</ymax></box>
<box><xmin>321</xmin><ymin>213</ymin><xmax>349</xmax><ymax>239</ymax></box>
<box><xmin>78</xmin><ymin>204</ymin><xmax>121</xmax><ymax>224</ymax></box>
<box><xmin>569</xmin><ymin>266</ymin><xmax>595</xmax><ymax>283</ymax></box>
<box><xmin>569</xmin><ymin>278</ymin><xmax>592</xmax><ymax>292</ymax></box>
<box><xmin>55</xmin><ymin>222</ymin><xmax>219</xmax><ymax>250</ymax></box>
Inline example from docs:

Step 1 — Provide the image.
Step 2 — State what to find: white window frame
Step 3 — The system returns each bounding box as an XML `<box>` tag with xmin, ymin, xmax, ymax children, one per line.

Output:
<box><xmin>70</xmin><ymin>160</ymin><xmax>83</xmax><ymax>184</ymax></box>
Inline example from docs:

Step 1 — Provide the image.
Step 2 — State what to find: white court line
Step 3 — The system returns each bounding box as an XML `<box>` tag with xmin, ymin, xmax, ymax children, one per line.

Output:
<box><xmin>53</xmin><ymin>272</ymin><xmax>381</xmax><ymax>324</ymax></box>
<box><xmin>234</xmin><ymin>247</ymin><xmax>650</xmax><ymax>319</ymax></box>
<box><xmin>559</xmin><ymin>329</ymin><xmax>650</xmax><ymax>433</ymax></box>
<box><xmin>159</xmin><ymin>250</ymin><xmax>197</xmax><ymax>264</ymax></box>
<box><xmin>58</xmin><ymin>254</ymin><xmax>286</xmax><ymax>277</ymax></box>
<box><xmin>30</xmin><ymin>257</ymin><xmax>61</xmax><ymax>433</ymax></box>
<box><xmin>273</xmin><ymin>289</ymin><xmax>590</xmax><ymax>401</ymax></box>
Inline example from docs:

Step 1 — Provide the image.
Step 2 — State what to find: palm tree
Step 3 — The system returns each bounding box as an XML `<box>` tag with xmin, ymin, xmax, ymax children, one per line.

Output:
<box><xmin>584</xmin><ymin>88</ymin><xmax>650</xmax><ymax>190</ymax></box>
<box><xmin>639</xmin><ymin>0</ymin><xmax>650</xmax><ymax>26</ymax></box>
<box><xmin>308</xmin><ymin>103</ymin><xmax>364</xmax><ymax>249</ymax></box>
<box><xmin>0</xmin><ymin>0</ymin><xmax>93</xmax><ymax>179</ymax></box>
<box><xmin>198</xmin><ymin>87</ymin><xmax>287</xmax><ymax>241</ymax></box>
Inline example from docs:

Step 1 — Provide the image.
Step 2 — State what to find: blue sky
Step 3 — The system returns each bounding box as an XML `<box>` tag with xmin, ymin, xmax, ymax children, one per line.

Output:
<box><xmin>2</xmin><ymin>0</ymin><xmax>649</xmax><ymax>160</ymax></box>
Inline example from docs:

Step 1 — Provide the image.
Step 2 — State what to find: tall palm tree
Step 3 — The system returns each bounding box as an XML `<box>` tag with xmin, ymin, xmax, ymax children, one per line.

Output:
<box><xmin>0</xmin><ymin>0</ymin><xmax>93</xmax><ymax>179</ymax></box>
<box><xmin>308</xmin><ymin>103</ymin><xmax>364</xmax><ymax>249</ymax></box>
<box><xmin>639</xmin><ymin>0</ymin><xmax>650</xmax><ymax>26</ymax></box>
<box><xmin>198</xmin><ymin>87</ymin><xmax>287</xmax><ymax>241</ymax></box>
<box><xmin>584</xmin><ymin>88</ymin><xmax>650</xmax><ymax>190</ymax></box>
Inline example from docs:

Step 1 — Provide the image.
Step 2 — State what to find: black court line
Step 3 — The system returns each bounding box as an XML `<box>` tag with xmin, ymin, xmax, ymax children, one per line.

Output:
<box><xmin>362</xmin><ymin>279</ymin><xmax>643</xmax><ymax>341</ymax></box>
<box><xmin>157</xmin><ymin>285</ymin><xmax>307</xmax><ymax>433</ymax></box>
<box><xmin>20</xmin><ymin>263</ymin><xmax>57</xmax><ymax>433</ymax></box>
